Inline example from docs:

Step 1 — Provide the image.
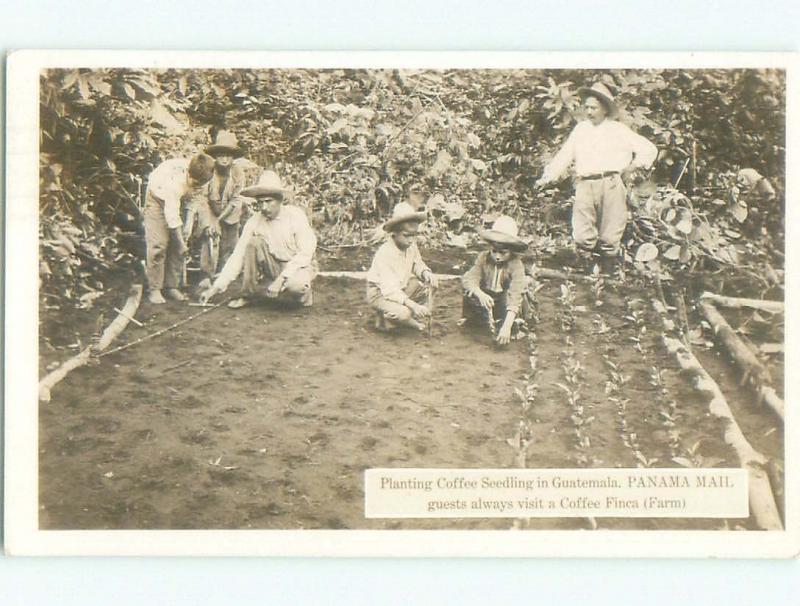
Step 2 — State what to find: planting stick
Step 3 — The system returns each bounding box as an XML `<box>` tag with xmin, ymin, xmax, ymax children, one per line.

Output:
<box><xmin>208</xmin><ymin>232</ymin><xmax>219</xmax><ymax>274</ymax></box>
<box><xmin>483</xmin><ymin>306</ymin><xmax>496</xmax><ymax>339</ymax></box>
<box><xmin>699</xmin><ymin>301</ymin><xmax>783</xmax><ymax>422</ymax></box>
<box><xmin>699</xmin><ymin>292</ymin><xmax>783</xmax><ymax>314</ymax></box>
<box><xmin>113</xmin><ymin>306</ymin><xmax>144</xmax><ymax>327</ymax></box>
<box><xmin>674</xmin><ymin>156</ymin><xmax>691</xmax><ymax>189</ymax></box>
<box><xmin>653</xmin><ymin>301</ymin><xmax>783</xmax><ymax>530</ymax></box>
<box><xmin>426</xmin><ymin>286</ymin><xmax>435</xmax><ymax>338</ymax></box>
<box><xmin>39</xmin><ymin>284</ymin><xmax>143</xmax><ymax>402</ymax></box>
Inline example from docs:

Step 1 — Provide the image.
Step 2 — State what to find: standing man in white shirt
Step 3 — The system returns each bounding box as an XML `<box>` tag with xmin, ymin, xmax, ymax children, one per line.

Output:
<box><xmin>199</xmin><ymin>171</ymin><xmax>318</xmax><ymax>309</ymax></box>
<box><xmin>535</xmin><ymin>81</ymin><xmax>658</xmax><ymax>271</ymax></box>
<box><xmin>143</xmin><ymin>153</ymin><xmax>216</xmax><ymax>304</ymax></box>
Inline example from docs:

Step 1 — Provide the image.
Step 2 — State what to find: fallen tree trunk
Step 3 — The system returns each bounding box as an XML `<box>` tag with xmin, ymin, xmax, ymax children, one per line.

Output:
<box><xmin>653</xmin><ymin>301</ymin><xmax>783</xmax><ymax>530</ymax></box>
<box><xmin>318</xmin><ymin>270</ymin><xmax>460</xmax><ymax>280</ymax></box>
<box><xmin>533</xmin><ymin>266</ymin><xmax>624</xmax><ymax>287</ymax></box>
<box><xmin>319</xmin><ymin>267</ymin><xmax>614</xmax><ymax>285</ymax></box>
<box><xmin>700</xmin><ymin>292</ymin><xmax>783</xmax><ymax>314</ymax></box>
<box><xmin>533</xmin><ymin>267</ymin><xmax>592</xmax><ymax>282</ymax></box>
<box><xmin>759</xmin><ymin>388</ymin><xmax>785</xmax><ymax>424</ymax></box>
<box><xmin>39</xmin><ymin>284</ymin><xmax>143</xmax><ymax>402</ymax></box>
<box><xmin>699</xmin><ymin>301</ymin><xmax>784</xmax><ymax>422</ymax></box>
<box><xmin>699</xmin><ymin>301</ymin><xmax>771</xmax><ymax>382</ymax></box>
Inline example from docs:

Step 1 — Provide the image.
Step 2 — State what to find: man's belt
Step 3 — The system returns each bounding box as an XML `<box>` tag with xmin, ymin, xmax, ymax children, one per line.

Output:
<box><xmin>577</xmin><ymin>171</ymin><xmax>620</xmax><ymax>181</ymax></box>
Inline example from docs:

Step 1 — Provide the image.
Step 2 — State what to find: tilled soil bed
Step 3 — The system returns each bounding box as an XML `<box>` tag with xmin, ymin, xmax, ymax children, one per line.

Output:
<box><xmin>38</xmin><ymin>253</ymin><xmax>784</xmax><ymax>531</ymax></box>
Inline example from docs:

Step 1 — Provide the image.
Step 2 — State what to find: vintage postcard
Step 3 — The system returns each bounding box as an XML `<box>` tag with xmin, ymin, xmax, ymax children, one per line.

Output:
<box><xmin>5</xmin><ymin>51</ymin><xmax>798</xmax><ymax>557</ymax></box>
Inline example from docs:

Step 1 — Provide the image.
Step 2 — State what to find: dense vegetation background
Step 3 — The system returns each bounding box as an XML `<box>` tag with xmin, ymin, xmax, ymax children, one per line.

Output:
<box><xmin>39</xmin><ymin>68</ymin><xmax>785</xmax><ymax>313</ymax></box>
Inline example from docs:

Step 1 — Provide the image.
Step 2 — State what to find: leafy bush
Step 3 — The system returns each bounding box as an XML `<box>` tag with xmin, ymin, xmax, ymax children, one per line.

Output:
<box><xmin>39</xmin><ymin>67</ymin><xmax>785</xmax><ymax>313</ymax></box>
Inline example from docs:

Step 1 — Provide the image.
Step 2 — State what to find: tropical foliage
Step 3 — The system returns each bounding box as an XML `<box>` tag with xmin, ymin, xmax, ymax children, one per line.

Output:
<box><xmin>39</xmin><ymin>68</ymin><xmax>785</xmax><ymax>311</ymax></box>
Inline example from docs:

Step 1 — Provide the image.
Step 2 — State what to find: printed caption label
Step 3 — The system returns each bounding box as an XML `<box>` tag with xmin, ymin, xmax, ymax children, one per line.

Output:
<box><xmin>364</xmin><ymin>468</ymin><xmax>748</xmax><ymax>518</ymax></box>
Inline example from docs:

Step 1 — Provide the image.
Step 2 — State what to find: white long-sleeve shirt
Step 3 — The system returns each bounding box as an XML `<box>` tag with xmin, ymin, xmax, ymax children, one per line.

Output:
<box><xmin>213</xmin><ymin>205</ymin><xmax>317</xmax><ymax>292</ymax></box>
<box><xmin>541</xmin><ymin>119</ymin><xmax>658</xmax><ymax>183</ymax></box>
<box><xmin>366</xmin><ymin>238</ymin><xmax>430</xmax><ymax>304</ymax></box>
<box><xmin>145</xmin><ymin>158</ymin><xmax>193</xmax><ymax>230</ymax></box>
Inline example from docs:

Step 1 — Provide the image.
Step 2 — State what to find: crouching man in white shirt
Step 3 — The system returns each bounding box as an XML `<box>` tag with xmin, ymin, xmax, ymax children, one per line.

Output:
<box><xmin>199</xmin><ymin>171</ymin><xmax>317</xmax><ymax>309</ymax></box>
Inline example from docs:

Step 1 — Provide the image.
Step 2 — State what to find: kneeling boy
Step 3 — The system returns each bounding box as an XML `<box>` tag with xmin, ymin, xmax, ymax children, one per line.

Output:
<box><xmin>367</xmin><ymin>202</ymin><xmax>439</xmax><ymax>330</ymax></box>
<box><xmin>462</xmin><ymin>215</ymin><xmax>529</xmax><ymax>345</ymax></box>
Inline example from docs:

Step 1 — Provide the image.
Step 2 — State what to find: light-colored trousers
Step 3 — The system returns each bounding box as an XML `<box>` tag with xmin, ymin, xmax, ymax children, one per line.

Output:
<box><xmin>143</xmin><ymin>190</ymin><xmax>183</xmax><ymax>290</ymax></box>
<box><xmin>367</xmin><ymin>277</ymin><xmax>428</xmax><ymax>324</ymax></box>
<box><xmin>242</xmin><ymin>236</ymin><xmax>316</xmax><ymax>304</ymax></box>
<box><xmin>572</xmin><ymin>174</ymin><xmax>628</xmax><ymax>257</ymax></box>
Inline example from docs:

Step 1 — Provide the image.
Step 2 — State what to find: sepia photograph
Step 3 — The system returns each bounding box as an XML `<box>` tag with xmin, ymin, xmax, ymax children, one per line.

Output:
<box><xmin>5</xmin><ymin>52</ymin><xmax>797</xmax><ymax>556</ymax></box>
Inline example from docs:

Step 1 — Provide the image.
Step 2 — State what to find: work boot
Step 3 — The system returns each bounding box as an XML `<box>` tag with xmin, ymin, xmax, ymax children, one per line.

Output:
<box><xmin>148</xmin><ymin>289</ymin><xmax>166</xmax><ymax>305</ymax></box>
<box><xmin>576</xmin><ymin>253</ymin><xmax>598</xmax><ymax>274</ymax></box>
<box><xmin>600</xmin><ymin>256</ymin><xmax>619</xmax><ymax>277</ymax></box>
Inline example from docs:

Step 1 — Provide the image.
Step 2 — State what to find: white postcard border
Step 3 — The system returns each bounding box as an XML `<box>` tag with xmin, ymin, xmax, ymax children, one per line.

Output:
<box><xmin>5</xmin><ymin>50</ymin><xmax>799</xmax><ymax>557</ymax></box>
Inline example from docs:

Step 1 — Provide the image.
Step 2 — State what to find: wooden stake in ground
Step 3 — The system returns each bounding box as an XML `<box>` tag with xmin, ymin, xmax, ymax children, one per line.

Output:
<box><xmin>699</xmin><ymin>301</ymin><xmax>784</xmax><ymax>422</ymax></box>
<box><xmin>426</xmin><ymin>285</ymin><xmax>435</xmax><ymax>338</ymax></box>
<box><xmin>39</xmin><ymin>284</ymin><xmax>143</xmax><ymax>402</ymax></box>
<box><xmin>653</xmin><ymin>300</ymin><xmax>783</xmax><ymax>530</ymax></box>
<box><xmin>483</xmin><ymin>305</ymin><xmax>497</xmax><ymax>339</ymax></box>
<box><xmin>700</xmin><ymin>292</ymin><xmax>783</xmax><ymax>314</ymax></box>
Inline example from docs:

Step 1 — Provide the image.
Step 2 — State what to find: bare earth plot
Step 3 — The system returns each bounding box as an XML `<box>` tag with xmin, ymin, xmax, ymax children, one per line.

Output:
<box><xmin>39</xmin><ymin>268</ymin><xmax>784</xmax><ymax>531</ymax></box>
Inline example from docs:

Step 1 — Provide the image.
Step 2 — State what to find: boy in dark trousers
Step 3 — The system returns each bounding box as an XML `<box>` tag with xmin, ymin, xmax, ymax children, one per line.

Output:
<box><xmin>462</xmin><ymin>215</ymin><xmax>530</xmax><ymax>345</ymax></box>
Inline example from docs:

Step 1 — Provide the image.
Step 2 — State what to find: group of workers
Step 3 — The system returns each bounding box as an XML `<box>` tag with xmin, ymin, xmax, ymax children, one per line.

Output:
<box><xmin>142</xmin><ymin>80</ymin><xmax>659</xmax><ymax>344</ymax></box>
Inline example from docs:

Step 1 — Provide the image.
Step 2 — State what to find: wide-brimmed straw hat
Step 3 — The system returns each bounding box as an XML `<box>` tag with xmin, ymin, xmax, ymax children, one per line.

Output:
<box><xmin>241</xmin><ymin>170</ymin><xmax>286</xmax><ymax>199</ymax></box>
<box><xmin>479</xmin><ymin>215</ymin><xmax>528</xmax><ymax>252</ymax></box>
<box><xmin>205</xmin><ymin>130</ymin><xmax>243</xmax><ymax>157</ymax></box>
<box><xmin>383</xmin><ymin>202</ymin><xmax>427</xmax><ymax>232</ymax></box>
<box><xmin>577</xmin><ymin>82</ymin><xmax>619</xmax><ymax>118</ymax></box>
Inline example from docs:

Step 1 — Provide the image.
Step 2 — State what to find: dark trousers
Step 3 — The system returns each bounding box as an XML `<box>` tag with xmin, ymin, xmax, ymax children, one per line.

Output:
<box><xmin>462</xmin><ymin>289</ymin><xmax>532</xmax><ymax>326</ymax></box>
<box><xmin>462</xmin><ymin>290</ymin><xmax>508</xmax><ymax>326</ymax></box>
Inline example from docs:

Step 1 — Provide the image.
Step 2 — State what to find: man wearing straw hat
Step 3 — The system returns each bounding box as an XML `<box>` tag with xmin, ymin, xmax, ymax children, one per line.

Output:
<box><xmin>184</xmin><ymin>131</ymin><xmax>248</xmax><ymax>286</ymax></box>
<box><xmin>462</xmin><ymin>215</ymin><xmax>531</xmax><ymax>345</ymax></box>
<box><xmin>199</xmin><ymin>170</ymin><xmax>317</xmax><ymax>308</ymax></box>
<box><xmin>204</xmin><ymin>130</ymin><xmax>249</xmax><ymax>269</ymax></box>
<box><xmin>535</xmin><ymin>81</ymin><xmax>658</xmax><ymax>272</ymax></box>
<box><xmin>366</xmin><ymin>202</ymin><xmax>439</xmax><ymax>331</ymax></box>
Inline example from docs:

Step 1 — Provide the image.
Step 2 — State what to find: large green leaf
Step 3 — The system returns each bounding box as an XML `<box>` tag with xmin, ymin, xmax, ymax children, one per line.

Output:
<box><xmin>635</xmin><ymin>242</ymin><xmax>659</xmax><ymax>262</ymax></box>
